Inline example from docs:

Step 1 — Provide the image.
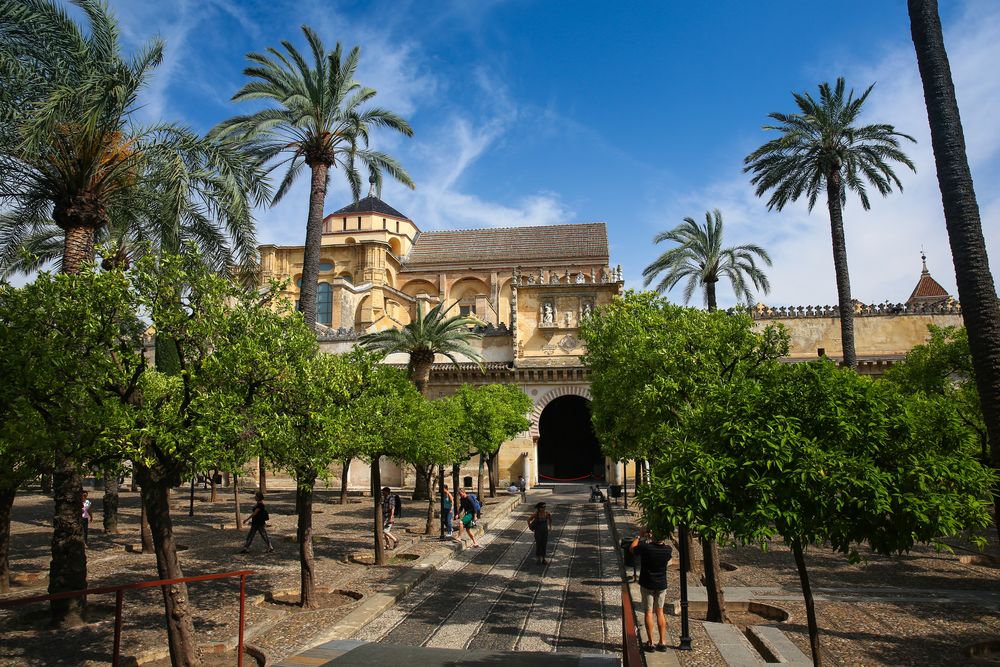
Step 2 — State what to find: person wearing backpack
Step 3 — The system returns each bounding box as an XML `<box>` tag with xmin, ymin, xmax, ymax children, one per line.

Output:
<box><xmin>241</xmin><ymin>491</ymin><xmax>273</xmax><ymax>553</ymax></box>
<box><xmin>465</xmin><ymin>490</ymin><xmax>482</xmax><ymax>526</ymax></box>
<box><xmin>381</xmin><ymin>486</ymin><xmax>401</xmax><ymax>551</ymax></box>
<box><xmin>455</xmin><ymin>488</ymin><xmax>482</xmax><ymax>548</ymax></box>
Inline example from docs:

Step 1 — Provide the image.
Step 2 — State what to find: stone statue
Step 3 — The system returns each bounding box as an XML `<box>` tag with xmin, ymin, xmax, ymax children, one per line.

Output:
<box><xmin>575</xmin><ymin>272</ymin><xmax>585</xmax><ymax>284</ymax></box>
<box><xmin>549</xmin><ymin>270</ymin><xmax>560</xmax><ymax>284</ymax></box>
<box><xmin>581</xmin><ymin>301</ymin><xmax>592</xmax><ymax>319</ymax></box>
<box><xmin>615</xmin><ymin>264</ymin><xmax>623</xmax><ymax>281</ymax></box>
<box><xmin>564</xmin><ymin>311</ymin><xmax>572</xmax><ymax>327</ymax></box>
<box><xmin>542</xmin><ymin>302</ymin><xmax>554</xmax><ymax>325</ymax></box>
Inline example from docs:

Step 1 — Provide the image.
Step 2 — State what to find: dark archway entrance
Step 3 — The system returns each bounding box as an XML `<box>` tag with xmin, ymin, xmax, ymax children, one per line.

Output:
<box><xmin>537</xmin><ymin>395</ymin><xmax>604</xmax><ymax>482</ymax></box>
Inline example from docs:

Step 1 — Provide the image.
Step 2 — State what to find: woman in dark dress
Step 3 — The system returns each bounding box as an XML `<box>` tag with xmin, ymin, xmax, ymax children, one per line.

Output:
<box><xmin>528</xmin><ymin>501</ymin><xmax>553</xmax><ymax>565</ymax></box>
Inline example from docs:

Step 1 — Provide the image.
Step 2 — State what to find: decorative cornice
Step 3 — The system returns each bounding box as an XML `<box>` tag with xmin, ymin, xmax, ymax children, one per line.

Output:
<box><xmin>751</xmin><ymin>301</ymin><xmax>961</xmax><ymax>320</ymax></box>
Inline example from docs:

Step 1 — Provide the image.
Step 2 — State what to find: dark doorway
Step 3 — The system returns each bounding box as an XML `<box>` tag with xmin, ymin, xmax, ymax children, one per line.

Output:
<box><xmin>537</xmin><ymin>395</ymin><xmax>604</xmax><ymax>482</ymax></box>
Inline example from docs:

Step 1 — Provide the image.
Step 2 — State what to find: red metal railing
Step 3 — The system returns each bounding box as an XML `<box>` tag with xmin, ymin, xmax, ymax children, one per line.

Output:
<box><xmin>0</xmin><ymin>569</ymin><xmax>254</xmax><ymax>667</ymax></box>
<box><xmin>621</xmin><ymin>582</ymin><xmax>644</xmax><ymax>667</ymax></box>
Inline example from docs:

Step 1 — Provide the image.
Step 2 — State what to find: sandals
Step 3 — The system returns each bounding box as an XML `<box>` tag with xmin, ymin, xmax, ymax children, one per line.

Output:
<box><xmin>656</xmin><ymin>644</ymin><xmax>667</xmax><ymax>652</ymax></box>
<box><xmin>643</xmin><ymin>642</ymin><xmax>655</xmax><ymax>653</ymax></box>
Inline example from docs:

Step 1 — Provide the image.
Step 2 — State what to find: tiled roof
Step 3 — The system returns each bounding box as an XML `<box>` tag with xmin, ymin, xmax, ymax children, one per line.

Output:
<box><xmin>907</xmin><ymin>257</ymin><xmax>950</xmax><ymax>305</ymax></box>
<box><xmin>403</xmin><ymin>223</ymin><xmax>608</xmax><ymax>267</ymax></box>
<box><xmin>331</xmin><ymin>196</ymin><xmax>409</xmax><ymax>220</ymax></box>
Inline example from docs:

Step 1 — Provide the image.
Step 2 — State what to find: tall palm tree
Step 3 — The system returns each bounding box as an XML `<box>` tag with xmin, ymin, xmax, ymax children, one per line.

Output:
<box><xmin>360</xmin><ymin>302</ymin><xmax>482</xmax><ymax>500</ymax></box>
<box><xmin>908</xmin><ymin>0</ymin><xmax>1000</xmax><ymax>543</ymax></box>
<box><xmin>744</xmin><ymin>78</ymin><xmax>916</xmax><ymax>368</ymax></box>
<box><xmin>1</xmin><ymin>1</ymin><xmax>267</xmax><ymax>652</ymax></box>
<box><xmin>642</xmin><ymin>208</ymin><xmax>772</xmax><ymax>310</ymax></box>
<box><xmin>212</xmin><ymin>27</ymin><xmax>415</xmax><ymax>328</ymax></box>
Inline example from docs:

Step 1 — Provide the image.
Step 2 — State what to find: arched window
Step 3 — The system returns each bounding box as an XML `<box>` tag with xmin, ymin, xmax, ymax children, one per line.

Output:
<box><xmin>317</xmin><ymin>283</ymin><xmax>333</xmax><ymax>325</ymax></box>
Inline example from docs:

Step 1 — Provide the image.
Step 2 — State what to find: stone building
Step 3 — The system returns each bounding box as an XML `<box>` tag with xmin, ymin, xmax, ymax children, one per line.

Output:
<box><xmin>259</xmin><ymin>195</ymin><xmax>963</xmax><ymax>491</ymax></box>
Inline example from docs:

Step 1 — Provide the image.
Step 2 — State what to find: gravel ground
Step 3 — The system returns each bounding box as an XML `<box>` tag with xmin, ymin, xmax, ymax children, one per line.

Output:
<box><xmin>621</xmin><ymin>507</ymin><xmax>1000</xmax><ymax>666</ymax></box>
<box><xmin>1</xmin><ymin>486</ymin><xmax>509</xmax><ymax>666</ymax></box>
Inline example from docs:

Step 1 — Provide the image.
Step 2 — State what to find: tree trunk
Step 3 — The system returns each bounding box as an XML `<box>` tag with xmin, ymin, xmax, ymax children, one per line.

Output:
<box><xmin>487</xmin><ymin>452</ymin><xmax>498</xmax><ymax>498</ymax></box>
<box><xmin>102</xmin><ymin>470</ymin><xmax>119</xmax><ymax>534</ymax></box>
<box><xmin>909</xmin><ymin>0</ymin><xmax>1000</xmax><ymax>545</ymax></box>
<box><xmin>701</xmin><ymin>537</ymin><xmax>727</xmax><ymax>623</ymax></box>
<box><xmin>452</xmin><ymin>464</ymin><xmax>460</xmax><ymax>498</ymax></box>
<box><xmin>61</xmin><ymin>225</ymin><xmax>95</xmax><ymax>275</ymax></box>
<box><xmin>372</xmin><ymin>458</ymin><xmax>386</xmax><ymax>566</ymax></box>
<box><xmin>48</xmin><ymin>456</ymin><xmax>86</xmax><ymax>627</ymax></box>
<box><xmin>425</xmin><ymin>467</ymin><xmax>437</xmax><ymax>535</ymax></box>
<box><xmin>0</xmin><ymin>487</ymin><xmax>14</xmax><ymax>593</ymax></box>
<box><xmin>295</xmin><ymin>471</ymin><xmax>318</xmax><ymax>608</ymax></box>
<box><xmin>411</xmin><ymin>358</ymin><xmax>433</xmax><ymax>396</ymax></box>
<box><xmin>140</xmin><ymin>493</ymin><xmax>154</xmax><ymax>553</ymax></box>
<box><xmin>826</xmin><ymin>170</ymin><xmax>857</xmax><ymax>369</ymax></box>
<box><xmin>233</xmin><ymin>475</ymin><xmax>241</xmax><ymax>531</ymax></box>
<box><xmin>258</xmin><ymin>458</ymin><xmax>267</xmax><ymax>494</ymax></box>
<box><xmin>340</xmin><ymin>458</ymin><xmax>352</xmax><ymax>505</ymax></box>
<box><xmin>40</xmin><ymin>473</ymin><xmax>52</xmax><ymax>495</ymax></box>
<box><xmin>684</xmin><ymin>530</ymin><xmax>694</xmax><ymax>573</ymax></box>
<box><xmin>791</xmin><ymin>539</ymin><xmax>822</xmax><ymax>666</ymax></box>
<box><xmin>477</xmin><ymin>455</ymin><xmax>485</xmax><ymax>500</ymax></box>
<box><xmin>140</xmin><ymin>479</ymin><xmax>200</xmax><ymax>667</ymax></box>
<box><xmin>705</xmin><ymin>278</ymin><xmax>718</xmax><ymax>311</ymax></box>
<box><xmin>413</xmin><ymin>464</ymin><xmax>431</xmax><ymax>501</ymax></box>
<box><xmin>209</xmin><ymin>471</ymin><xmax>218</xmax><ymax>503</ymax></box>
<box><xmin>299</xmin><ymin>162</ymin><xmax>330</xmax><ymax>328</ymax></box>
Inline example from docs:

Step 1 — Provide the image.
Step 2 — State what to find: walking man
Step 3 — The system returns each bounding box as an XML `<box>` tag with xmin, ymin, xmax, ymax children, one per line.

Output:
<box><xmin>517</xmin><ymin>475</ymin><xmax>527</xmax><ymax>504</ymax></box>
<box><xmin>241</xmin><ymin>491</ymin><xmax>273</xmax><ymax>553</ymax></box>
<box><xmin>455</xmin><ymin>488</ymin><xmax>481</xmax><ymax>548</ymax></box>
<box><xmin>381</xmin><ymin>486</ymin><xmax>400</xmax><ymax>551</ymax></box>
<box><xmin>630</xmin><ymin>528</ymin><xmax>672</xmax><ymax>652</ymax></box>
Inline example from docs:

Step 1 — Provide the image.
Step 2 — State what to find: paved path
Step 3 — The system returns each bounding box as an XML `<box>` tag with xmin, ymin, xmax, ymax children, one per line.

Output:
<box><xmin>355</xmin><ymin>486</ymin><xmax>621</xmax><ymax>657</ymax></box>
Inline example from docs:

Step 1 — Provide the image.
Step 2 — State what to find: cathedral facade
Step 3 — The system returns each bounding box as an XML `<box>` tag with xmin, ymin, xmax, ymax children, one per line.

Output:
<box><xmin>258</xmin><ymin>196</ymin><xmax>963</xmax><ymax>491</ymax></box>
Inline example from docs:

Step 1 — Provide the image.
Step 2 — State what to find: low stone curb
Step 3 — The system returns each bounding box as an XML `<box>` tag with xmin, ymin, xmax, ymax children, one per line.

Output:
<box><xmin>271</xmin><ymin>492</ymin><xmax>524</xmax><ymax>664</ymax></box>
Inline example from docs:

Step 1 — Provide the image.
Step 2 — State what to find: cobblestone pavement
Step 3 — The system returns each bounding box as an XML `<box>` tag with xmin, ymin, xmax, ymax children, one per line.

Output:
<box><xmin>355</xmin><ymin>487</ymin><xmax>622</xmax><ymax>655</ymax></box>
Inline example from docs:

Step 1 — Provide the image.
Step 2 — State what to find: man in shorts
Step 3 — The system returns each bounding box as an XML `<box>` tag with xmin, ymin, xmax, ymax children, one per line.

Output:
<box><xmin>631</xmin><ymin>528</ymin><xmax>672</xmax><ymax>652</ymax></box>
<box><xmin>381</xmin><ymin>486</ymin><xmax>399</xmax><ymax>551</ymax></box>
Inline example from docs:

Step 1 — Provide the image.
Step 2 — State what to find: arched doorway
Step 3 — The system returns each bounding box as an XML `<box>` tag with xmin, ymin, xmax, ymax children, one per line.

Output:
<box><xmin>537</xmin><ymin>395</ymin><xmax>604</xmax><ymax>482</ymax></box>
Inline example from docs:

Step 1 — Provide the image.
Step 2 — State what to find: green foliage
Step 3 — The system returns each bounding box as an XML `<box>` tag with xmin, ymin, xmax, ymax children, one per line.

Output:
<box><xmin>580</xmin><ymin>290</ymin><xmax>788</xmax><ymax>462</ymax></box>
<box><xmin>882</xmin><ymin>326</ymin><xmax>985</xmax><ymax>459</ymax></box>
<box><xmin>638</xmin><ymin>360</ymin><xmax>994</xmax><ymax>557</ymax></box>
<box><xmin>453</xmin><ymin>384</ymin><xmax>532</xmax><ymax>461</ymax></box>
<box><xmin>743</xmin><ymin>77</ymin><xmax>916</xmax><ymax>212</ymax></box>
<box><xmin>642</xmin><ymin>209</ymin><xmax>772</xmax><ymax>306</ymax></box>
<box><xmin>339</xmin><ymin>362</ymin><xmax>426</xmax><ymax>463</ymax></box>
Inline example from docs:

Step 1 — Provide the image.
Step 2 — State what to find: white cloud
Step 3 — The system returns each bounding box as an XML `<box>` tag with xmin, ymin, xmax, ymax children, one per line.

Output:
<box><xmin>639</xmin><ymin>1</ymin><xmax>1000</xmax><ymax>309</ymax></box>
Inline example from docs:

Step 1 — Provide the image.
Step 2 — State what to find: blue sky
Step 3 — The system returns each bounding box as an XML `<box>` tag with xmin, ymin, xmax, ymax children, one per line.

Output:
<box><xmin>102</xmin><ymin>0</ymin><xmax>999</xmax><ymax>307</ymax></box>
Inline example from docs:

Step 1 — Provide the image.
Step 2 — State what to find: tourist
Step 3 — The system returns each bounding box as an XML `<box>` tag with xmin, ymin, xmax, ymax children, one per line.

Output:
<box><xmin>630</xmin><ymin>528</ymin><xmax>672</xmax><ymax>652</ymax></box>
<box><xmin>241</xmin><ymin>491</ymin><xmax>273</xmax><ymax>553</ymax></box>
<box><xmin>81</xmin><ymin>490</ymin><xmax>92</xmax><ymax>546</ymax></box>
<box><xmin>441</xmin><ymin>483</ymin><xmax>455</xmax><ymax>539</ymax></box>
<box><xmin>589</xmin><ymin>485</ymin><xmax>605</xmax><ymax>502</ymax></box>
<box><xmin>527</xmin><ymin>501</ymin><xmax>552</xmax><ymax>565</ymax></box>
<box><xmin>455</xmin><ymin>488</ymin><xmax>481</xmax><ymax>548</ymax></box>
<box><xmin>517</xmin><ymin>475</ymin><xmax>527</xmax><ymax>503</ymax></box>
<box><xmin>381</xmin><ymin>486</ymin><xmax>400</xmax><ymax>551</ymax></box>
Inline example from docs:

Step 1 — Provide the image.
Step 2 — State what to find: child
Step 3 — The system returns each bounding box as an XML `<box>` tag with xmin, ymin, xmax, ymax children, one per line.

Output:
<box><xmin>241</xmin><ymin>491</ymin><xmax>273</xmax><ymax>553</ymax></box>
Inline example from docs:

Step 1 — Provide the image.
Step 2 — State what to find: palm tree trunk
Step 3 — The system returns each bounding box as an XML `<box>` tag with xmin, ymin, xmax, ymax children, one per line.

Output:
<box><xmin>300</xmin><ymin>162</ymin><xmax>330</xmax><ymax>328</ymax></box>
<box><xmin>340</xmin><ymin>458</ymin><xmax>352</xmax><ymax>504</ymax></box>
<box><xmin>48</xmin><ymin>456</ymin><xmax>87</xmax><ymax>627</ymax></box>
<box><xmin>296</xmin><ymin>469</ymin><xmax>318</xmax><ymax>609</ymax></box>
<box><xmin>61</xmin><ymin>225</ymin><xmax>95</xmax><ymax>275</ymax></box>
<box><xmin>705</xmin><ymin>279</ymin><xmax>718</xmax><ymax>311</ymax></box>
<box><xmin>826</xmin><ymin>170</ymin><xmax>857</xmax><ymax>368</ymax></box>
<box><xmin>411</xmin><ymin>359</ymin><xmax>433</xmax><ymax>395</ymax></box>
<box><xmin>102</xmin><ymin>470</ymin><xmax>119</xmax><ymax>534</ymax></box>
<box><xmin>909</xmin><ymin>0</ymin><xmax>1000</xmax><ymax>545</ymax></box>
<box><xmin>0</xmin><ymin>486</ymin><xmax>15</xmax><ymax>593</ymax></box>
<box><xmin>139</xmin><ymin>478</ymin><xmax>200</xmax><ymax>667</ymax></box>
<box><xmin>791</xmin><ymin>539</ymin><xmax>822</xmax><ymax>666</ymax></box>
<box><xmin>372</xmin><ymin>457</ymin><xmax>386</xmax><ymax>566</ymax></box>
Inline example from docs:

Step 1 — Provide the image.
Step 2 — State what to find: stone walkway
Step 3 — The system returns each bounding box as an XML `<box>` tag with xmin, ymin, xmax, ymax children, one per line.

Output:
<box><xmin>353</xmin><ymin>486</ymin><xmax>622</xmax><ymax>656</ymax></box>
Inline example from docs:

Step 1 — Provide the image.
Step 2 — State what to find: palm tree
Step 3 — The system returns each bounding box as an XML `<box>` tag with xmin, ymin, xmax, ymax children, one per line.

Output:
<box><xmin>744</xmin><ymin>78</ymin><xmax>916</xmax><ymax>368</ymax></box>
<box><xmin>908</xmin><ymin>0</ymin><xmax>1000</xmax><ymax>545</ymax></box>
<box><xmin>212</xmin><ymin>27</ymin><xmax>415</xmax><ymax>328</ymax></box>
<box><xmin>1</xmin><ymin>1</ymin><xmax>267</xmax><ymax>653</ymax></box>
<box><xmin>360</xmin><ymin>302</ymin><xmax>482</xmax><ymax>500</ymax></box>
<box><xmin>643</xmin><ymin>209</ymin><xmax>772</xmax><ymax>310</ymax></box>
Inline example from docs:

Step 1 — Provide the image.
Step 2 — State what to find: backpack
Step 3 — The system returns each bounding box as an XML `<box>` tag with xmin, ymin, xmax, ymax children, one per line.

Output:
<box><xmin>468</xmin><ymin>493</ymin><xmax>482</xmax><ymax>515</ymax></box>
<box><xmin>392</xmin><ymin>494</ymin><xmax>402</xmax><ymax>518</ymax></box>
<box><xmin>261</xmin><ymin>506</ymin><xmax>270</xmax><ymax>522</ymax></box>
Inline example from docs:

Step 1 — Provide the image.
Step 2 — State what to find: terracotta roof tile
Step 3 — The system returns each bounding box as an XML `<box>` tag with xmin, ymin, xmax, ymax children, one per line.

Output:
<box><xmin>907</xmin><ymin>254</ymin><xmax>951</xmax><ymax>305</ymax></box>
<box><xmin>403</xmin><ymin>223</ymin><xmax>608</xmax><ymax>267</ymax></box>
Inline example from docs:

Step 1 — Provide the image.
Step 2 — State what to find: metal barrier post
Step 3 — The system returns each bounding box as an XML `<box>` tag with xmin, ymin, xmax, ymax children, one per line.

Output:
<box><xmin>113</xmin><ymin>590</ymin><xmax>124</xmax><ymax>666</ymax></box>
<box><xmin>238</xmin><ymin>573</ymin><xmax>246</xmax><ymax>667</ymax></box>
